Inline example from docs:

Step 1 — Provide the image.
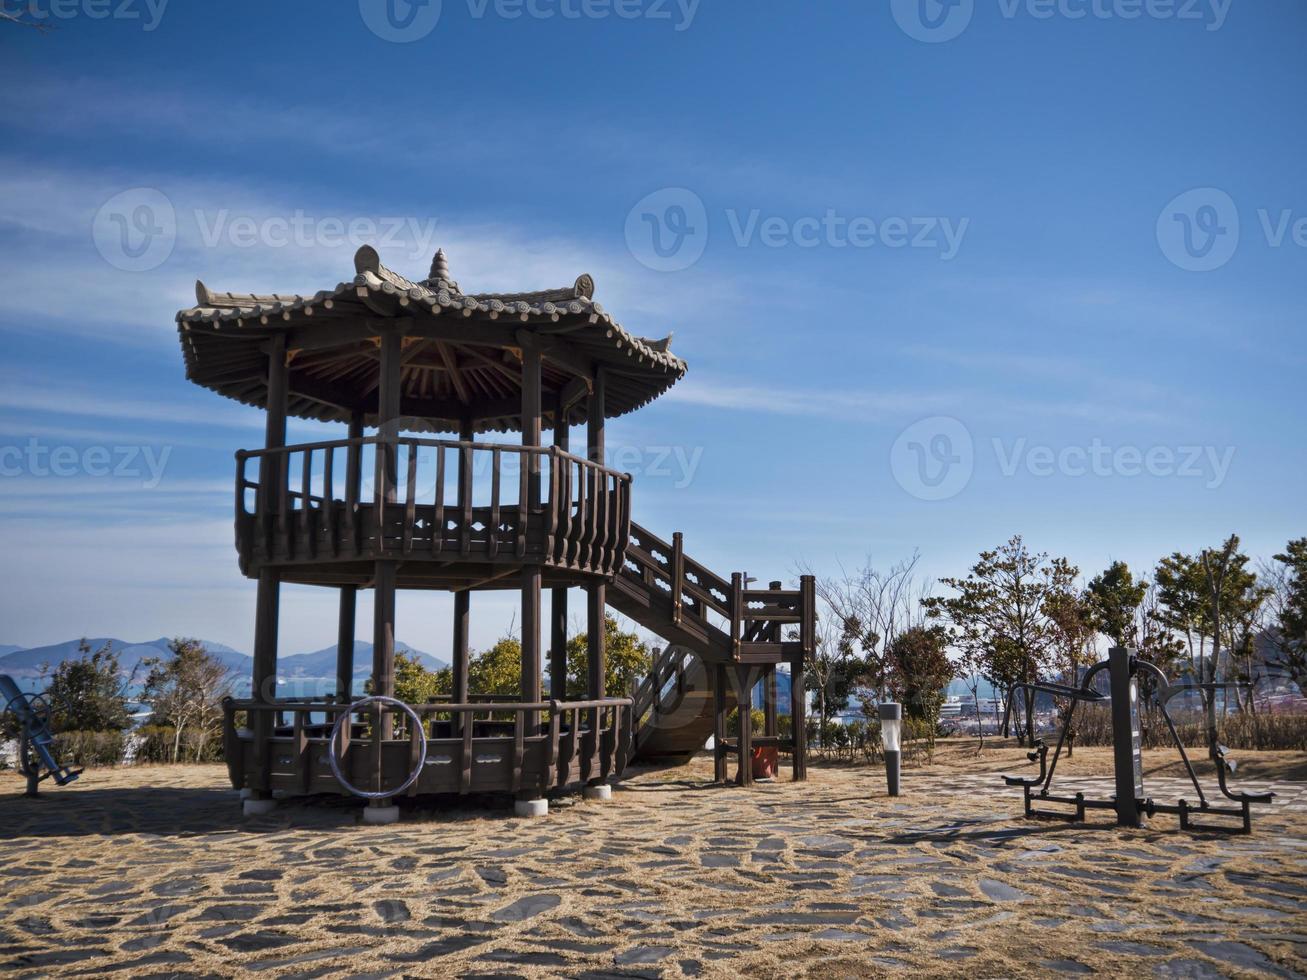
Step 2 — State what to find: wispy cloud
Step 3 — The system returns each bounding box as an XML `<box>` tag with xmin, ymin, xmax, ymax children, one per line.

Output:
<box><xmin>665</xmin><ymin>375</ymin><xmax>1179</xmax><ymax>428</ymax></box>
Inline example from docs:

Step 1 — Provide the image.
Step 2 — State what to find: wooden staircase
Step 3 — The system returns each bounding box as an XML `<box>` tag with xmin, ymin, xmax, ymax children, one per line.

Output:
<box><xmin>612</xmin><ymin>521</ymin><xmax>815</xmax><ymax>767</ymax></box>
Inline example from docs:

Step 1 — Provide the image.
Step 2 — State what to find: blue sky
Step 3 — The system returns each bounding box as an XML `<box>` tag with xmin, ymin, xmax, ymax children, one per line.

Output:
<box><xmin>0</xmin><ymin>0</ymin><xmax>1303</xmax><ymax>657</ymax></box>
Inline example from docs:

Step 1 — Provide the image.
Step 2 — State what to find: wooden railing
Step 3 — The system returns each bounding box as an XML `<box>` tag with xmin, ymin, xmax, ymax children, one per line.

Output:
<box><xmin>619</xmin><ymin>521</ymin><xmax>815</xmax><ymax>663</ymax></box>
<box><xmin>223</xmin><ymin>696</ymin><xmax>632</xmax><ymax>799</ymax></box>
<box><xmin>235</xmin><ymin>436</ymin><xmax>631</xmax><ymax>575</ymax></box>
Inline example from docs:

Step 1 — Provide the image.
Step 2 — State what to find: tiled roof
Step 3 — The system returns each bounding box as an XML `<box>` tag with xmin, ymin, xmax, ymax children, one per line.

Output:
<box><xmin>177</xmin><ymin>246</ymin><xmax>686</xmax><ymax>432</ymax></box>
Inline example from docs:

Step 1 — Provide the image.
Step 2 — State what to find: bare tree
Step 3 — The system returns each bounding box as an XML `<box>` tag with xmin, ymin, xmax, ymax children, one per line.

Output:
<box><xmin>1</xmin><ymin>10</ymin><xmax>52</xmax><ymax>31</ymax></box>
<box><xmin>140</xmin><ymin>639</ymin><xmax>234</xmax><ymax>763</ymax></box>
<box><xmin>1261</xmin><ymin>539</ymin><xmax>1307</xmax><ymax>696</ymax></box>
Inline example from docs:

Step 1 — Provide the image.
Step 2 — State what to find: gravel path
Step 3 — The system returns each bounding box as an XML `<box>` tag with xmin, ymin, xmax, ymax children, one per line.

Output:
<box><xmin>1</xmin><ymin>758</ymin><xmax>1304</xmax><ymax>978</ymax></box>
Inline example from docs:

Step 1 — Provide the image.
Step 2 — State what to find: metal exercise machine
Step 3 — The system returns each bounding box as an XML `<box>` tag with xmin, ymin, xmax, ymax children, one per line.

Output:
<box><xmin>1</xmin><ymin>674</ymin><xmax>82</xmax><ymax>798</ymax></box>
<box><xmin>1001</xmin><ymin>647</ymin><xmax>1274</xmax><ymax>833</ymax></box>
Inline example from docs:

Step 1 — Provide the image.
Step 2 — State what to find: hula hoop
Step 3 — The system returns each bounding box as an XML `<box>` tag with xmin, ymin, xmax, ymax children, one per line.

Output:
<box><xmin>327</xmin><ymin>695</ymin><xmax>428</xmax><ymax>800</ymax></box>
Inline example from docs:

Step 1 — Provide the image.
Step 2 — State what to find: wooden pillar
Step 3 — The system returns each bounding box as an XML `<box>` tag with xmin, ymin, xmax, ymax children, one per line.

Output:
<box><xmin>585</xmin><ymin>370</ymin><xmax>607</xmax><ymax>778</ymax></box>
<box><xmin>452</xmin><ymin>418</ymin><xmax>473</xmax><ymax>732</ymax></box>
<box><xmin>736</xmin><ymin>665</ymin><xmax>756</xmax><ymax>787</ymax></box>
<box><xmin>371</xmin><ymin>331</ymin><xmax>402</xmax><ymax>798</ymax></box>
<box><xmin>713</xmin><ymin>663</ymin><xmax>729</xmax><ymax>783</ymax></box>
<box><xmin>520</xmin><ymin>345</ymin><xmax>543</xmax><ymax>739</ymax></box>
<box><xmin>371</xmin><ymin>331</ymin><xmax>402</xmax><ymax>700</ymax></box>
<box><xmin>793</xmin><ymin>574</ymin><xmax>813</xmax><ymax>782</ymax></box>
<box><xmin>335</xmin><ymin>411</ymin><xmax>363</xmax><ymax>702</ymax></box>
<box><xmin>250</xmin><ymin>334</ymin><xmax>287</xmax><ymax>794</ymax></box>
<box><xmin>549</xmin><ymin>408</ymin><xmax>569</xmax><ymax>699</ymax></box>
<box><xmin>791</xmin><ymin>656</ymin><xmax>807</xmax><ymax>782</ymax></box>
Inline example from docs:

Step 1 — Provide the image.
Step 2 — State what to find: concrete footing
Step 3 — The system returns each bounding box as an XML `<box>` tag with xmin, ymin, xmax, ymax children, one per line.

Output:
<box><xmin>363</xmin><ymin>804</ymin><xmax>400</xmax><ymax>825</ymax></box>
<box><xmin>514</xmin><ymin>798</ymin><xmax>548</xmax><ymax>818</ymax></box>
<box><xmin>583</xmin><ymin>784</ymin><xmax>612</xmax><ymax>802</ymax></box>
<box><xmin>239</xmin><ymin>788</ymin><xmax>254</xmax><ymax>801</ymax></box>
<box><xmin>242</xmin><ymin>797</ymin><xmax>277</xmax><ymax>817</ymax></box>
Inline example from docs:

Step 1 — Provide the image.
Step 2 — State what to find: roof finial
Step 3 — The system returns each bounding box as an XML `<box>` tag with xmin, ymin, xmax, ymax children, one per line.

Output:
<box><xmin>429</xmin><ymin>248</ymin><xmax>450</xmax><ymax>282</ymax></box>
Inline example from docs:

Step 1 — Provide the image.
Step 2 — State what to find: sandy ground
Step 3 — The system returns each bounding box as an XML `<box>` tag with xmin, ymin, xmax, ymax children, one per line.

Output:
<box><xmin>1</xmin><ymin>745</ymin><xmax>1305</xmax><ymax>978</ymax></box>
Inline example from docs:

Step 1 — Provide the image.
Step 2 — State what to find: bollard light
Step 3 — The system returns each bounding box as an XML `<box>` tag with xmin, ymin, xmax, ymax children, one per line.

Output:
<box><xmin>878</xmin><ymin>702</ymin><xmax>902</xmax><ymax>797</ymax></box>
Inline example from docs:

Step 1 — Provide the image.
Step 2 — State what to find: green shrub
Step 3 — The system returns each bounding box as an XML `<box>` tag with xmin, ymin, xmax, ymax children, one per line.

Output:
<box><xmin>51</xmin><ymin>730</ymin><xmax>126</xmax><ymax>767</ymax></box>
<box><xmin>725</xmin><ymin>707</ymin><xmax>766</xmax><ymax>737</ymax></box>
<box><xmin>132</xmin><ymin>725</ymin><xmax>224</xmax><ymax>764</ymax></box>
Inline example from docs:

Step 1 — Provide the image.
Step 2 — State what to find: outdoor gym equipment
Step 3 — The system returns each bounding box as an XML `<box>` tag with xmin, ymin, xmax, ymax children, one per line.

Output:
<box><xmin>326</xmin><ymin>695</ymin><xmax>428</xmax><ymax>800</ymax></box>
<box><xmin>1001</xmin><ymin>647</ymin><xmax>1274</xmax><ymax>833</ymax></box>
<box><xmin>1</xmin><ymin>674</ymin><xmax>82</xmax><ymax>798</ymax></box>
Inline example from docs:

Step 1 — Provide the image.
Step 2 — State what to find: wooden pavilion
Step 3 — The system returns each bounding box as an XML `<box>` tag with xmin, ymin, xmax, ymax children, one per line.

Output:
<box><xmin>178</xmin><ymin>244</ymin><xmax>814</xmax><ymax>820</ymax></box>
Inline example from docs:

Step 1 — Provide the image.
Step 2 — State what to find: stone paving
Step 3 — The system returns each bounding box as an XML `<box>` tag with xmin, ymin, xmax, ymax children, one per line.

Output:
<box><xmin>0</xmin><ymin>762</ymin><xmax>1304</xmax><ymax>978</ymax></box>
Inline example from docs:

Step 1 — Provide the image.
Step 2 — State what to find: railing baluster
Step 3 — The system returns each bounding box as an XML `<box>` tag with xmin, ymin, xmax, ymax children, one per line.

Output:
<box><xmin>489</xmin><ymin>447</ymin><xmax>501</xmax><ymax>558</ymax></box>
<box><xmin>294</xmin><ymin>709</ymin><xmax>310</xmax><ymax>795</ymax></box>
<box><xmin>432</xmin><ymin>445</ymin><xmax>445</xmax><ymax>556</ymax></box>
<box><xmin>671</xmin><ymin>531</ymin><xmax>684</xmax><ymax>625</ymax></box>
<box><xmin>730</xmin><ymin>572</ymin><xmax>743</xmax><ymax>660</ymax></box>
<box><xmin>516</xmin><ymin>449</ymin><xmax>529</xmax><ymax>558</ymax></box>
<box><xmin>460</xmin><ymin>707</ymin><xmax>473</xmax><ymax>794</ymax></box>
<box><xmin>403</xmin><ymin>441</ymin><xmax>417</xmax><ymax>554</ymax></box>
<box><xmin>557</xmin><ymin>458</ymin><xmax>572</xmax><ymax>564</ymax></box>
<box><xmin>460</xmin><ymin>444</ymin><xmax>473</xmax><ymax>556</ymax></box>
<box><xmin>407</xmin><ymin>708</ymin><xmax>423</xmax><ymax>797</ymax></box>
<box><xmin>594</xmin><ymin>470</ymin><xmax>609</xmax><ymax>573</ymax></box>
<box><xmin>323</xmin><ymin>446</ymin><xmax>336</xmax><ymax>558</ymax></box>
<box><xmin>277</xmin><ymin>451</ymin><xmax>290</xmax><ymax>559</ymax></box>
<box><xmin>374</xmin><ymin>441</ymin><xmax>386</xmax><ymax>552</ymax></box>
<box><xmin>346</xmin><ymin>439</ymin><xmax>361</xmax><ymax>556</ymax></box>
<box><xmin>583</xmin><ymin>464</ymin><xmax>597</xmax><ymax>570</ymax></box>
<box><xmin>544</xmin><ymin>449</ymin><xmax>559</xmax><ymax>561</ymax></box>
<box><xmin>300</xmin><ymin>448</ymin><xmax>313</xmax><ymax>559</ymax></box>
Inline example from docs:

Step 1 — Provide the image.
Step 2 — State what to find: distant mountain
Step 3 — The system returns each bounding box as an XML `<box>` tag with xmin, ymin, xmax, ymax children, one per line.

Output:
<box><xmin>0</xmin><ymin>645</ymin><xmax>21</xmax><ymax>658</ymax></box>
<box><xmin>0</xmin><ymin>637</ymin><xmax>252</xmax><ymax>680</ymax></box>
<box><xmin>0</xmin><ymin>637</ymin><xmax>445</xmax><ymax>682</ymax></box>
<box><xmin>279</xmin><ymin>642</ymin><xmax>447</xmax><ymax>679</ymax></box>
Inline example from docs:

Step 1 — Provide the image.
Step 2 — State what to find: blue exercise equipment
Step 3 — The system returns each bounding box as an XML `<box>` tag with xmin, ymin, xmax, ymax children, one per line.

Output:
<box><xmin>1</xmin><ymin>674</ymin><xmax>81</xmax><ymax>797</ymax></box>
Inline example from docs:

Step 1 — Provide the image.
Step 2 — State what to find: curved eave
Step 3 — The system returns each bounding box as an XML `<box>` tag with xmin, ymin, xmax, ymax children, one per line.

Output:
<box><xmin>176</xmin><ymin>271</ymin><xmax>685</xmax><ymax>434</ymax></box>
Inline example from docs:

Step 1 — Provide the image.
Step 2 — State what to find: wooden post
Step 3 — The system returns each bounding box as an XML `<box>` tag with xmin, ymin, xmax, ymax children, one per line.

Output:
<box><xmin>713</xmin><ymin>663</ymin><xmax>728</xmax><ymax>783</ymax></box>
<box><xmin>549</xmin><ymin>407</ymin><xmax>569</xmax><ymax>699</ymax></box>
<box><xmin>370</xmin><ymin>331</ymin><xmax>402</xmax><ymax>801</ymax></box>
<box><xmin>336</xmin><ymin>586</ymin><xmax>357</xmax><ymax>702</ymax></box>
<box><xmin>791</xmin><ymin>656</ymin><xmax>807</xmax><ymax>782</ymax></box>
<box><xmin>736</xmin><ymin>665</ymin><xmax>756</xmax><ymax>787</ymax></box>
<box><xmin>335</xmin><ymin>411</ymin><xmax>364</xmax><ymax>702</ymax></box>
<box><xmin>452</xmin><ymin>418</ymin><xmax>473</xmax><ymax>734</ymax></box>
<box><xmin>522</xmin><ymin>568</ymin><xmax>542</xmax><ymax>736</ymax></box>
<box><xmin>250</xmin><ymin>334</ymin><xmax>287</xmax><ymax>795</ymax></box>
<box><xmin>520</xmin><ymin>344</ymin><xmax>543</xmax><ymax>740</ymax></box>
<box><xmin>585</xmin><ymin>370</ymin><xmax>607</xmax><ymax>781</ymax></box>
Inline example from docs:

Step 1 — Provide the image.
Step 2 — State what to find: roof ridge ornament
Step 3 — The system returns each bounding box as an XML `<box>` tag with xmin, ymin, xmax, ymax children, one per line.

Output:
<box><xmin>430</xmin><ymin>248</ymin><xmax>450</xmax><ymax>282</ymax></box>
<box><xmin>353</xmin><ymin>244</ymin><xmax>424</xmax><ymax>294</ymax></box>
<box><xmin>354</xmin><ymin>244</ymin><xmax>382</xmax><ymax>276</ymax></box>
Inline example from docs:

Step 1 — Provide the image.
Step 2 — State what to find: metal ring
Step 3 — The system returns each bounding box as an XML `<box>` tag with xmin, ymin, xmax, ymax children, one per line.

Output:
<box><xmin>327</xmin><ymin>696</ymin><xmax>428</xmax><ymax>800</ymax></box>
